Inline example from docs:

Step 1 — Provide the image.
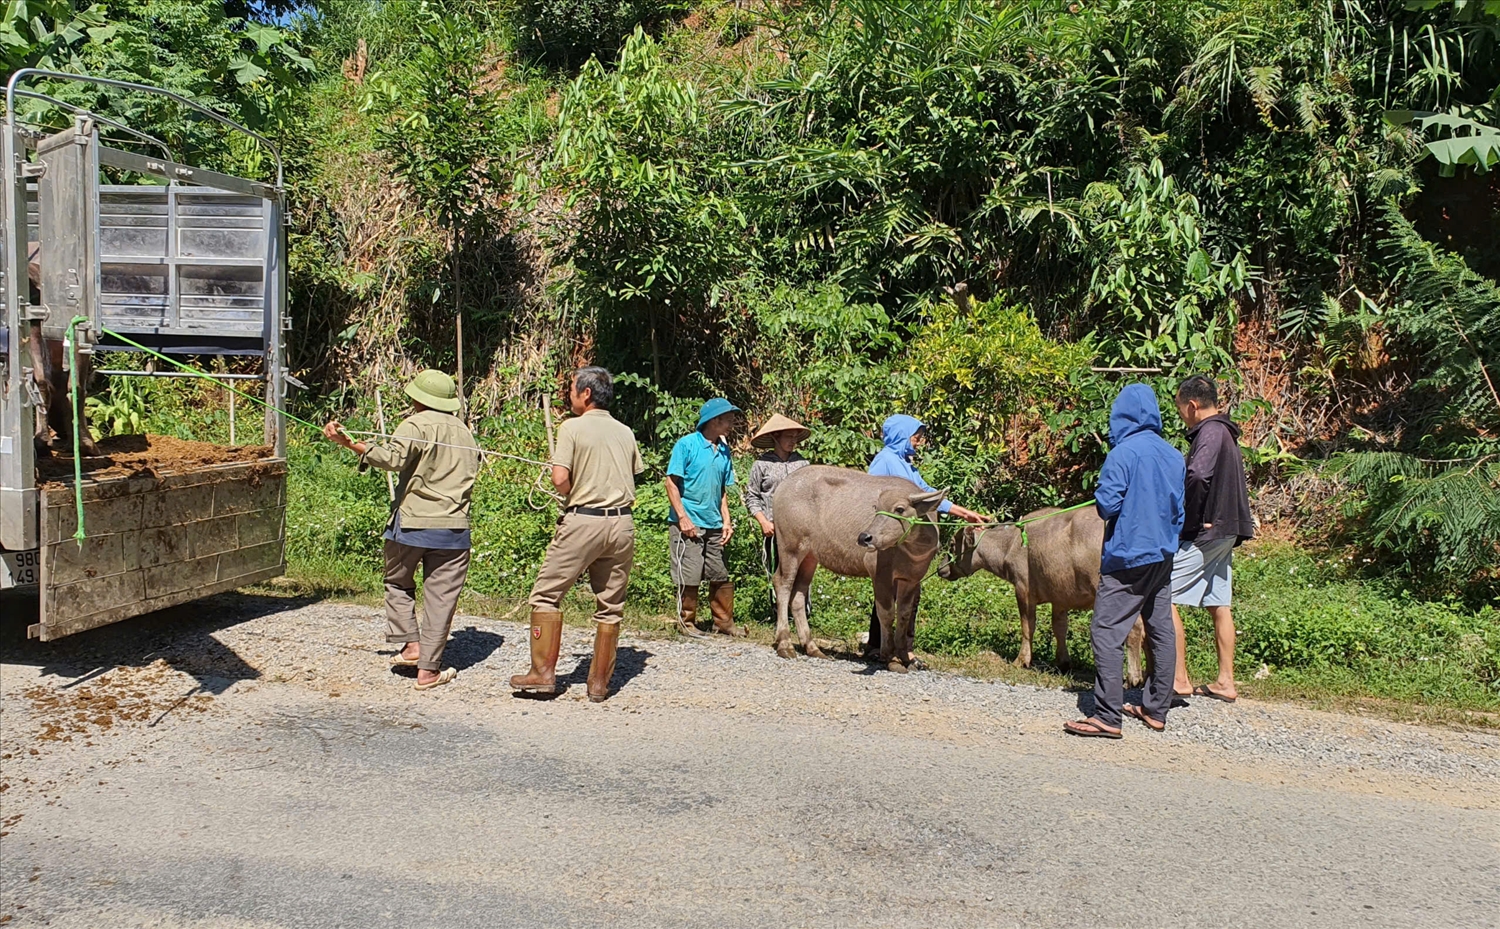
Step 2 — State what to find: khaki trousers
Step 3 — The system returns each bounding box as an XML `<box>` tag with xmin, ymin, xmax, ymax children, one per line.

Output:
<box><xmin>528</xmin><ymin>514</ymin><xmax>635</xmax><ymax>624</ymax></box>
<box><xmin>384</xmin><ymin>540</ymin><xmax>471</xmax><ymax>672</ymax></box>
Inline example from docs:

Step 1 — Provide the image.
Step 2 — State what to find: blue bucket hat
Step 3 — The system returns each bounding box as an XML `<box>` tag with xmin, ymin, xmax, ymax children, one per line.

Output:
<box><xmin>696</xmin><ymin>397</ymin><xmax>742</xmax><ymax>429</ymax></box>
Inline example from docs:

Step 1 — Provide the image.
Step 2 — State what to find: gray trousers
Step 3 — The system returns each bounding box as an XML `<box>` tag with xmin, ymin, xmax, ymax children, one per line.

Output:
<box><xmin>384</xmin><ymin>540</ymin><xmax>471</xmax><ymax>672</ymax></box>
<box><xmin>1091</xmin><ymin>558</ymin><xmax>1176</xmax><ymax>727</ymax></box>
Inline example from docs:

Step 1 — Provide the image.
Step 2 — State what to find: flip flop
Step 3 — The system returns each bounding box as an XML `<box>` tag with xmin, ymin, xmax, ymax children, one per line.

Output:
<box><xmin>390</xmin><ymin>653</ymin><xmax>419</xmax><ymax>667</ymax></box>
<box><xmin>1193</xmin><ymin>684</ymin><xmax>1237</xmax><ymax>703</ymax></box>
<box><xmin>413</xmin><ymin>668</ymin><xmax>457</xmax><ymax>691</ymax></box>
<box><xmin>1063</xmin><ymin>718</ymin><xmax>1123</xmax><ymax>739</ymax></box>
<box><xmin>1123</xmin><ymin>703</ymin><xmax>1166</xmax><ymax>732</ymax></box>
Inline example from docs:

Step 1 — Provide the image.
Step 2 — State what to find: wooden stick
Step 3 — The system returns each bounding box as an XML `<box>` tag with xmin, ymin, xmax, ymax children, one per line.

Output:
<box><xmin>374</xmin><ymin>383</ymin><xmax>395</xmax><ymax>502</ymax></box>
<box><xmin>542</xmin><ymin>391</ymin><xmax>555</xmax><ymax>460</ymax></box>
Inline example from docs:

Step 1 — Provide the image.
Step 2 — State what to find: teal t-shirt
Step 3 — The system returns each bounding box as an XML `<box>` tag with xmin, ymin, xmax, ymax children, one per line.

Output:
<box><xmin>667</xmin><ymin>431</ymin><xmax>736</xmax><ymax>529</ymax></box>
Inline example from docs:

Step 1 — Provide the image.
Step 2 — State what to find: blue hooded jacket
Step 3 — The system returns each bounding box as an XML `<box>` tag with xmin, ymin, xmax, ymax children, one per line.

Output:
<box><xmin>1094</xmin><ymin>384</ymin><xmax>1186</xmax><ymax>573</ymax></box>
<box><xmin>868</xmin><ymin>415</ymin><xmax>953</xmax><ymax>513</ymax></box>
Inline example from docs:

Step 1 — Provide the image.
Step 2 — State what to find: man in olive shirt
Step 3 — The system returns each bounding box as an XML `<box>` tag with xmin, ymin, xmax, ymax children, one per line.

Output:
<box><xmin>324</xmin><ymin>369</ymin><xmax>480</xmax><ymax>691</ymax></box>
<box><xmin>512</xmin><ymin>366</ymin><xmax>644</xmax><ymax>702</ymax></box>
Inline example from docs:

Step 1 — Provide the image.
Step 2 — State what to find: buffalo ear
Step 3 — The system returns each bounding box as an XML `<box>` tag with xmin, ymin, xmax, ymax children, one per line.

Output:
<box><xmin>909</xmin><ymin>488</ymin><xmax>948</xmax><ymax>514</ymax></box>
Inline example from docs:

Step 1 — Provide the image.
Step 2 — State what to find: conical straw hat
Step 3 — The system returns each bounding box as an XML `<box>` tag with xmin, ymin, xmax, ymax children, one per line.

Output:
<box><xmin>751</xmin><ymin>413</ymin><xmax>811</xmax><ymax>449</ymax></box>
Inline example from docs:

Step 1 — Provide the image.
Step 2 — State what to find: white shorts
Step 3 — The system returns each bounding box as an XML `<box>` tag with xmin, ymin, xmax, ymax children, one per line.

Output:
<box><xmin>1171</xmin><ymin>537</ymin><xmax>1236</xmax><ymax>608</ymax></box>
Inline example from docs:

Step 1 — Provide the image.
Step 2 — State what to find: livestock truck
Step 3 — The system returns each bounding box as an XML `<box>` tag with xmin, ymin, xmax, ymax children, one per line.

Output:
<box><xmin>0</xmin><ymin>71</ymin><xmax>290</xmax><ymax>640</ymax></box>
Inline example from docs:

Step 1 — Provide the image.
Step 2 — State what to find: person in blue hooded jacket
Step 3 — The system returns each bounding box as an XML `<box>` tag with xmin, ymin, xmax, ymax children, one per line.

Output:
<box><xmin>864</xmin><ymin>414</ymin><xmax>990</xmax><ymax>655</ymax></box>
<box><xmin>1065</xmin><ymin>384</ymin><xmax>1185</xmax><ymax>739</ymax></box>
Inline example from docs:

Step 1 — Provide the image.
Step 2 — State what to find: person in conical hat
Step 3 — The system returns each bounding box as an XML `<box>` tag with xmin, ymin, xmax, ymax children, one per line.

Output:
<box><xmin>323</xmin><ymin>369</ymin><xmax>479</xmax><ymax>691</ymax></box>
<box><xmin>745</xmin><ymin>414</ymin><xmax>813</xmax><ymax>621</ymax></box>
<box><xmin>745</xmin><ymin>414</ymin><xmax>811</xmax><ymax>538</ymax></box>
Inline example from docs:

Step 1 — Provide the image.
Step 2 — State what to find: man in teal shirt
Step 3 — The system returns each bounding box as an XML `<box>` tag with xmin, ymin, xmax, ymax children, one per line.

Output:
<box><xmin>666</xmin><ymin>398</ymin><xmax>744</xmax><ymax>638</ymax></box>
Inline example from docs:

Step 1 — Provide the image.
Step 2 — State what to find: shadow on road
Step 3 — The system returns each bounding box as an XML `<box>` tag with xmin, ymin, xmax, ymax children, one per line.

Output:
<box><xmin>442</xmin><ymin>625</ymin><xmax>506</xmax><ymax>671</ymax></box>
<box><xmin>0</xmin><ymin>590</ymin><xmax>314</xmax><ymax>694</ymax></box>
<box><xmin>506</xmin><ymin>643</ymin><xmax>654</xmax><ymax>699</ymax></box>
<box><xmin>1074</xmin><ymin>686</ymin><xmax>1155</xmax><ymax>718</ymax></box>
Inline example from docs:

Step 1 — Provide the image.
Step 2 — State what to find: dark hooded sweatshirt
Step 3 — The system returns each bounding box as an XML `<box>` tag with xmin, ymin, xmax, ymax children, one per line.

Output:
<box><xmin>1182</xmin><ymin>413</ymin><xmax>1255</xmax><ymax>545</ymax></box>
<box><xmin>1095</xmin><ymin>385</ymin><xmax>1186</xmax><ymax>574</ymax></box>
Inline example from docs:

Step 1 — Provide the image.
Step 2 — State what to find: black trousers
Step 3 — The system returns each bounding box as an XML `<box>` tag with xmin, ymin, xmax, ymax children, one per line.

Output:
<box><xmin>1091</xmin><ymin>558</ymin><xmax>1176</xmax><ymax>727</ymax></box>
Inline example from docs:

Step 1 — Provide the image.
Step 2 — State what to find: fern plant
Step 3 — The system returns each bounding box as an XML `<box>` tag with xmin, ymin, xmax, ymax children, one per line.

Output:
<box><xmin>1330</xmin><ymin>450</ymin><xmax>1500</xmax><ymax>593</ymax></box>
<box><xmin>1328</xmin><ymin>205</ymin><xmax>1500</xmax><ymax>599</ymax></box>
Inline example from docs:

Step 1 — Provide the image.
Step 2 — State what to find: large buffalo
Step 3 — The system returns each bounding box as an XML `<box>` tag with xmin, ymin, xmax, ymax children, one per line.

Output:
<box><xmin>938</xmin><ymin>505</ymin><xmax>1145</xmax><ymax>687</ymax></box>
<box><xmin>770</xmin><ymin>466</ymin><xmax>946</xmax><ymax>672</ymax></box>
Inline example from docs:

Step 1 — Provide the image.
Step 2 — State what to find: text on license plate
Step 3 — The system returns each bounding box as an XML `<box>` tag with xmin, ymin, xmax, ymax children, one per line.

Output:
<box><xmin>2</xmin><ymin>549</ymin><xmax>40</xmax><ymax>587</ymax></box>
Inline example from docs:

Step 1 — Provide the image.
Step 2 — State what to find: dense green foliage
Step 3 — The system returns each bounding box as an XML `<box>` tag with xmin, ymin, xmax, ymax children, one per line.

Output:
<box><xmin>2</xmin><ymin>0</ymin><xmax>310</xmax><ymax>175</ymax></box>
<box><xmin>4</xmin><ymin>1</ymin><xmax>1498</xmax><ymax>708</ymax></box>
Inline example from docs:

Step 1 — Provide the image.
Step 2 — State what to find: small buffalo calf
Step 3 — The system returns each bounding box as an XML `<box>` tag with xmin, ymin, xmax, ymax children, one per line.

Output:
<box><xmin>938</xmin><ymin>506</ymin><xmax>1145</xmax><ymax>687</ymax></box>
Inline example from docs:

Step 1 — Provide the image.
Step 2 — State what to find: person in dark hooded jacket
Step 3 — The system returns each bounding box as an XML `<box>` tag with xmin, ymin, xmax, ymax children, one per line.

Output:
<box><xmin>1169</xmin><ymin>375</ymin><xmax>1255</xmax><ymax>703</ymax></box>
<box><xmin>864</xmin><ymin>414</ymin><xmax>989</xmax><ymax>656</ymax></box>
<box><xmin>1066</xmin><ymin>384</ymin><xmax>1185</xmax><ymax>738</ymax></box>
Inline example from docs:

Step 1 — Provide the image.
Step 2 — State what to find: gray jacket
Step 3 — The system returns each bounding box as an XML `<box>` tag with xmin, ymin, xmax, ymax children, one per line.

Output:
<box><xmin>745</xmin><ymin>452</ymin><xmax>809</xmax><ymax>523</ymax></box>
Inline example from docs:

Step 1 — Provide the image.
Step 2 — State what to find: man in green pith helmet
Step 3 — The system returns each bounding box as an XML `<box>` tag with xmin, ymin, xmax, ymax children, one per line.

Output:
<box><xmin>324</xmin><ymin>369</ymin><xmax>481</xmax><ymax>691</ymax></box>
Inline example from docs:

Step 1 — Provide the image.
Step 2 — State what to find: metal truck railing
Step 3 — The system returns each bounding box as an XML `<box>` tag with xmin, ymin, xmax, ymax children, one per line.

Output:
<box><xmin>1</xmin><ymin>71</ymin><xmax>291</xmax><ymax>639</ymax></box>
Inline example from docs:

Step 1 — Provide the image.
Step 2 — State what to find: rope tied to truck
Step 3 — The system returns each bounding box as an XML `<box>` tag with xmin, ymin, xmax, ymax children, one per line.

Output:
<box><xmin>66</xmin><ymin>316</ymin><xmax>89</xmax><ymax>543</ymax></box>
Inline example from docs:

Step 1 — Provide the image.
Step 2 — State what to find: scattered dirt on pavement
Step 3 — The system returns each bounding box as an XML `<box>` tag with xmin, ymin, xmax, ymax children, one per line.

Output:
<box><xmin>36</xmin><ymin>434</ymin><xmax>272</xmax><ymax>485</ymax></box>
<box><xmin>20</xmin><ymin>660</ymin><xmax>212</xmax><ymax>743</ymax></box>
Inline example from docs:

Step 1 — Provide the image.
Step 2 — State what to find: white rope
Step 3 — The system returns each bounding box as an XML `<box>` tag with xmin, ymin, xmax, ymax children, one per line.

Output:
<box><xmin>341</xmin><ymin>429</ymin><xmax>553</xmax><ymax>467</ymax></box>
<box><xmin>342</xmin><ymin>429</ymin><xmax>564</xmax><ymax>508</ymax></box>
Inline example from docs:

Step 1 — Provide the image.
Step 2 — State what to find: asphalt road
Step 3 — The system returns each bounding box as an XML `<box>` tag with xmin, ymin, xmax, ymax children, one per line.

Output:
<box><xmin>2</xmin><ymin>594</ymin><xmax>1496</xmax><ymax>928</ymax></box>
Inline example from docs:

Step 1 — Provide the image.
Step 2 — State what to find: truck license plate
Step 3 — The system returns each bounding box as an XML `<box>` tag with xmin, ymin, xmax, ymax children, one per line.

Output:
<box><xmin>2</xmin><ymin>549</ymin><xmax>40</xmax><ymax>588</ymax></box>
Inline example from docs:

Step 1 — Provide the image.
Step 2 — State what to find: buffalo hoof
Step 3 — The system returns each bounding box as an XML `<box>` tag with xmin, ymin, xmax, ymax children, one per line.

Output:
<box><xmin>887</xmin><ymin>659</ymin><xmax>909</xmax><ymax>674</ymax></box>
<box><xmin>774</xmin><ymin>641</ymin><xmax>796</xmax><ymax>660</ymax></box>
<box><xmin>804</xmin><ymin>642</ymin><xmax>827</xmax><ymax>659</ymax></box>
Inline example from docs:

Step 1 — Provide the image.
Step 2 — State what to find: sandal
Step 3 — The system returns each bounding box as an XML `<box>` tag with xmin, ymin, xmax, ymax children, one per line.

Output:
<box><xmin>1192</xmin><ymin>684</ymin><xmax>1237</xmax><ymax>703</ymax></box>
<box><xmin>390</xmin><ymin>652</ymin><xmax>419</xmax><ymax>667</ymax></box>
<box><xmin>1063</xmin><ymin>718</ymin><xmax>1123</xmax><ymax>739</ymax></box>
<box><xmin>413</xmin><ymin>668</ymin><xmax>457</xmax><ymax>691</ymax></box>
<box><xmin>1123</xmin><ymin>703</ymin><xmax>1165</xmax><ymax>732</ymax></box>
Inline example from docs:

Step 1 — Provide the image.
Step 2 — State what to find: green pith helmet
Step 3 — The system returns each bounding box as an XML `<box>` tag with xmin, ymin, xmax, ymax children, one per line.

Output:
<box><xmin>404</xmin><ymin>369</ymin><xmax>461</xmax><ymax>412</ymax></box>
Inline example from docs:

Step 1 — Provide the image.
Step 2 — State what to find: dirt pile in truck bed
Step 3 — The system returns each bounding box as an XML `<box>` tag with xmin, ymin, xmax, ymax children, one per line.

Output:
<box><xmin>36</xmin><ymin>434</ymin><xmax>274</xmax><ymax>486</ymax></box>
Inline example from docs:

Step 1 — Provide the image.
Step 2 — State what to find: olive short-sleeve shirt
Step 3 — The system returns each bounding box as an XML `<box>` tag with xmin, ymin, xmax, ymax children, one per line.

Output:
<box><xmin>554</xmin><ymin>409</ymin><xmax>644</xmax><ymax>509</ymax></box>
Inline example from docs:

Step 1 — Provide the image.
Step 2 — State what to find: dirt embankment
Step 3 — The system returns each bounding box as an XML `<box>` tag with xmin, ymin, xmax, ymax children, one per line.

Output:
<box><xmin>36</xmin><ymin>435</ymin><xmax>273</xmax><ymax>486</ymax></box>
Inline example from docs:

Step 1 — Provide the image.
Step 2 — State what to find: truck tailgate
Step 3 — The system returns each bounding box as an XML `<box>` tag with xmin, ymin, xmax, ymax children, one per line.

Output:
<box><xmin>33</xmin><ymin>459</ymin><xmax>288</xmax><ymax>641</ymax></box>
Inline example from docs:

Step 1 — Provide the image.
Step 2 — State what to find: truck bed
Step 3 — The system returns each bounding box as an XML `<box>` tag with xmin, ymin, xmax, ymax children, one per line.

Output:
<box><xmin>30</xmin><ymin>437</ymin><xmax>287</xmax><ymax>641</ymax></box>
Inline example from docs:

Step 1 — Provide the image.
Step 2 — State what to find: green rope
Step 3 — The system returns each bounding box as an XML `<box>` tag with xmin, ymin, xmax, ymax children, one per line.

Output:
<box><xmin>66</xmin><ymin>316</ymin><xmax>89</xmax><ymax>543</ymax></box>
<box><xmin>874</xmin><ymin>510</ymin><xmax>937</xmax><ymax>546</ymax></box>
<box><xmin>878</xmin><ymin>498</ymin><xmax>1098</xmax><ymax>549</ymax></box>
<box><xmin>1013</xmin><ymin>499</ymin><xmax>1095</xmax><ymax>547</ymax></box>
<box><xmin>99</xmin><ymin>327</ymin><xmax>326</xmax><ymax>433</ymax></box>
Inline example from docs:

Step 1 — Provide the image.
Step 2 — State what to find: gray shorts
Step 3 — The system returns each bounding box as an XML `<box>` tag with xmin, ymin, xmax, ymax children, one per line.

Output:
<box><xmin>1171</xmin><ymin>537</ymin><xmax>1236</xmax><ymax>607</ymax></box>
<box><xmin>669</xmin><ymin>524</ymin><xmax>729</xmax><ymax>586</ymax></box>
